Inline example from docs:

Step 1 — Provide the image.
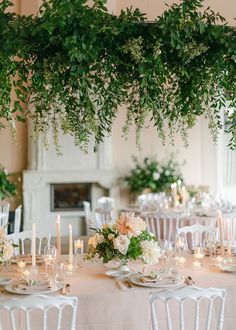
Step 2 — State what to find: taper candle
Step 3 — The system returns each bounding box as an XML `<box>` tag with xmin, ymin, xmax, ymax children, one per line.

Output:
<box><xmin>32</xmin><ymin>222</ymin><xmax>36</xmax><ymax>267</ymax></box>
<box><xmin>56</xmin><ymin>215</ymin><xmax>61</xmax><ymax>256</ymax></box>
<box><xmin>69</xmin><ymin>224</ymin><xmax>73</xmax><ymax>264</ymax></box>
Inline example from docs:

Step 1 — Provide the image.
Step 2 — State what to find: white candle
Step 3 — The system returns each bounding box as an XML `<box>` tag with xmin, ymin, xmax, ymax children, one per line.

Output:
<box><xmin>69</xmin><ymin>224</ymin><xmax>73</xmax><ymax>264</ymax></box>
<box><xmin>56</xmin><ymin>215</ymin><xmax>61</xmax><ymax>256</ymax></box>
<box><xmin>217</xmin><ymin>210</ymin><xmax>224</xmax><ymax>255</ymax></box>
<box><xmin>181</xmin><ymin>186</ymin><xmax>187</xmax><ymax>208</ymax></box>
<box><xmin>226</xmin><ymin>219</ymin><xmax>232</xmax><ymax>255</ymax></box>
<box><xmin>22</xmin><ymin>269</ymin><xmax>31</xmax><ymax>278</ymax></box>
<box><xmin>194</xmin><ymin>247</ymin><xmax>204</xmax><ymax>259</ymax></box>
<box><xmin>192</xmin><ymin>260</ymin><xmax>201</xmax><ymax>270</ymax></box>
<box><xmin>67</xmin><ymin>264</ymin><xmax>74</xmax><ymax>272</ymax></box>
<box><xmin>171</xmin><ymin>183</ymin><xmax>177</xmax><ymax>207</ymax></box>
<box><xmin>18</xmin><ymin>261</ymin><xmax>26</xmax><ymax>271</ymax></box>
<box><xmin>32</xmin><ymin>222</ymin><xmax>36</xmax><ymax>268</ymax></box>
<box><xmin>178</xmin><ymin>256</ymin><xmax>186</xmax><ymax>264</ymax></box>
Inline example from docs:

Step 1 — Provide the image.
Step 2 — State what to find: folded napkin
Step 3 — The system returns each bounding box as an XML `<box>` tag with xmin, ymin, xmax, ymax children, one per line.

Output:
<box><xmin>139</xmin><ymin>275</ymin><xmax>178</xmax><ymax>284</ymax></box>
<box><xmin>13</xmin><ymin>279</ymin><xmax>52</xmax><ymax>293</ymax></box>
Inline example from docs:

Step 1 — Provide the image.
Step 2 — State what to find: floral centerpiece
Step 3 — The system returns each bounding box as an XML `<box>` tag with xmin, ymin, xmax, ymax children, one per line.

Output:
<box><xmin>0</xmin><ymin>228</ymin><xmax>14</xmax><ymax>263</ymax></box>
<box><xmin>86</xmin><ymin>212</ymin><xmax>160</xmax><ymax>265</ymax></box>
<box><xmin>124</xmin><ymin>156</ymin><xmax>184</xmax><ymax>195</ymax></box>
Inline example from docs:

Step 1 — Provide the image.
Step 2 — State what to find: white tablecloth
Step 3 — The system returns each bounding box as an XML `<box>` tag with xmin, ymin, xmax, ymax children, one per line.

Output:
<box><xmin>1</xmin><ymin>257</ymin><xmax>236</xmax><ymax>330</ymax></box>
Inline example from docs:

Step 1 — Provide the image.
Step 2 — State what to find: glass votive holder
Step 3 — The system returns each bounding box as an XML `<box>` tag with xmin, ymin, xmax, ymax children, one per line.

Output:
<box><xmin>17</xmin><ymin>261</ymin><xmax>26</xmax><ymax>272</ymax></box>
<box><xmin>74</xmin><ymin>239</ymin><xmax>84</xmax><ymax>267</ymax></box>
<box><xmin>194</xmin><ymin>247</ymin><xmax>205</xmax><ymax>260</ymax></box>
<box><xmin>192</xmin><ymin>260</ymin><xmax>202</xmax><ymax>270</ymax></box>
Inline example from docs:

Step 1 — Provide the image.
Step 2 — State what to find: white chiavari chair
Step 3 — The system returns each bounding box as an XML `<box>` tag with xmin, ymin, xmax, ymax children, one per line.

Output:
<box><xmin>149</xmin><ymin>286</ymin><xmax>226</xmax><ymax>330</ymax></box>
<box><xmin>176</xmin><ymin>224</ymin><xmax>217</xmax><ymax>250</ymax></box>
<box><xmin>7</xmin><ymin>230</ymin><xmax>51</xmax><ymax>255</ymax></box>
<box><xmin>83</xmin><ymin>201</ymin><xmax>95</xmax><ymax>235</ymax></box>
<box><xmin>0</xmin><ymin>294</ymin><xmax>78</xmax><ymax>330</ymax></box>
<box><xmin>95</xmin><ymin>196</ymin><xmax>116</xmax><ymax>227</ymax></box>
<box><xmin>141</xmin><ymin>212</ymin><xmax>179</xmax><ymax>243</ymax></box>
<box><xmin>0</xmin><ymin>201</ymin><xmax>10</xmax><ymax>234</ymax></box>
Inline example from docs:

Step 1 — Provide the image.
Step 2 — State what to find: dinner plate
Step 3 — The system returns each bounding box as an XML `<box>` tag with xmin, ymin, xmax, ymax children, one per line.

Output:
<box><xmin>219</xmin><ymin>264</ymin><xmax>236</xmax><ymax>273</ymax></box>
<box><xmin>4</xmin><ymin>281</ymin><xmax>62</xmax><ymax>295</ymax></box>
<box><xmin>0</xmin><ymin>277</ymin><xmax>12</xmax><ymax>286</ymax></box>
<box><xmin>12</xmin><ymin>255</ymin><xmax>44</xmax><ymax>265</ymax></box>
<box><xmin>130</xmin><ymin>274</ymin><xmax>185</xmax><ymax>288</ymax></box>
<box><xmin>105</xmin><ymin>269</ymin><xmax>130</xmax><ymax>277</ymax></box>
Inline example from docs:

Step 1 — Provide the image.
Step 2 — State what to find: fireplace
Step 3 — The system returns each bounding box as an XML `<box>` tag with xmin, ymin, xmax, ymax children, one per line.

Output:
<box><xmin>23</xmin><ymin>128</ymin><xmax>119</xmax><ymax>236</ymax></box>
<box><xmin>51</xmin><ymin>183</ymin><xmax>92</xmax><ymax>211</ymax></box>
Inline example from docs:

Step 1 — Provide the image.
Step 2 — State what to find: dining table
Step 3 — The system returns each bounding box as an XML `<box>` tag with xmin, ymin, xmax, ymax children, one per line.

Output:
<box><xmin>0</xmin><ymin>255</ymin><xmax>236</xmax><ymax>329</ymax></box>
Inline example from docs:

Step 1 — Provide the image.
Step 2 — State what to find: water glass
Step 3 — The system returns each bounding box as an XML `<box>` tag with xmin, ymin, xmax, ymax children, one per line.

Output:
<box><xmin>44</xmin><ymin>244</ymin><xmax>57</xmax><ymax>276</ymax></box>
<box><xmin>74</xmin><ymin>239</ymin><xmax>84</xmax><ymax>266</ymax></box>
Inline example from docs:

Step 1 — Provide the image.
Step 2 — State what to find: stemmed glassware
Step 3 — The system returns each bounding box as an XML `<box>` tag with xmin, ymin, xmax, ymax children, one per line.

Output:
<box><xmin>205</xmin><ymin>231</ymin><xmax>218</xmax><ymax>259</ymax></box>
<box><xmin>44</xmin><ymin>244</ymin><xmax>57</xmax><ymax>277</ymax></box>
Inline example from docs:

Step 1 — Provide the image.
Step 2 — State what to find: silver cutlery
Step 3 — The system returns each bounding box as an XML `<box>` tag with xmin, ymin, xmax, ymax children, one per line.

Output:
<box><xmin>185</xmin><ymin>276</ymin><xmax>196</xmax><ymax>286</ymax></box>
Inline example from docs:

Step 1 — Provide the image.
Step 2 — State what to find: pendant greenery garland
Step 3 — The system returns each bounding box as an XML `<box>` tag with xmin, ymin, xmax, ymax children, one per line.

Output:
<box><xmin>0</xmin><ymin>0</ymin><xmax>235</xmax><ymax>152</ymax></box>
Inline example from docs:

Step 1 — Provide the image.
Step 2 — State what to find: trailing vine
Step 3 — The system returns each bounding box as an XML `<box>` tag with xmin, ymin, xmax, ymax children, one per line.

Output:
<box><xmin>0</xmin><ymin>0</ymin><xmax>235</xmax><ymax>151</ymax></box>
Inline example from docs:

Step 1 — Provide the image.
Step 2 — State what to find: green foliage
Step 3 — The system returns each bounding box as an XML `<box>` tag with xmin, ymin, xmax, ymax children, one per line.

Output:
<box><xmin>0</xmin><ymin>0</ymin><xmax>235</xmax><ymax>150</ymax></box>
<box><xmin>0</xmin><ymin>166</ymin><xmax>16</xmax><ymax>200</ymax></box>
<box><xmin>124</xmin><ymin>156</ymin><xmax>184</xmax><ymax>194</ymax></box>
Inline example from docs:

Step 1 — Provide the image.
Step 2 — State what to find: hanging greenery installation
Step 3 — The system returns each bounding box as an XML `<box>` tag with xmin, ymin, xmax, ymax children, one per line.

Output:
<box><xmin>0</xmin><ymin>0</ymin><xmax>235</xmax><ymax>151</ymax></box>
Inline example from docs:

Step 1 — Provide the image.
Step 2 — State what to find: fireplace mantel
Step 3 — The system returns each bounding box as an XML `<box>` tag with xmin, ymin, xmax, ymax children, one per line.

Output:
<box><xmin>23</xmin><ymin>126</ymin><xmax>119</xmax><ymax>236</ymax></box>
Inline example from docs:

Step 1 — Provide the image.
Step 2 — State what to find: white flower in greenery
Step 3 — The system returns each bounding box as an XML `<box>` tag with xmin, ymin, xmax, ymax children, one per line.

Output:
<box><xmin>113</xmin><ymin>235</ymin><xmax>130</xmax><ymax>255</ymax></box>
<box><xmin>141</xmin><ymin>240</ymin><xmax>161</xmax><ymax>265</ymax></box>
<box><xmin>165</xmin><ymin>170</ymin><xmax>170</xmax><ymax>176</ymax></box>
<box><xmin>153</xmin><ymin>172</ymin><xmax>160</xmax><ymax>181</ymax></box>
<box><xmin>2</xmin><ymin>240</ymin><xmax>14</xmax><ymax>260</ymax></box>
<box><xmin>108</xmin><ymin>233</ymin><xmax>115</xmax><ymax>240</ymax></box>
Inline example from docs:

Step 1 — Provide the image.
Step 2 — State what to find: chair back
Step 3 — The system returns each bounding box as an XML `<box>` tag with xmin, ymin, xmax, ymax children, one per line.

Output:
<box><xmin>141</xmin><ymin>212</ymin><xmax>179</xmax><ymax>242</ymax></box>
<box><xmin>0</xmin><ymin>294</ymin><xmax>78</xmax><ymax>330</ymax></box>
<box><xmin>83</xmin><ymin>201</ymin><xmax>94</xmax><ymax>235</ymax></box>
<box><xmin>149</xmin><ymin>286</ymin><xmax>226</xmax><ymax>330</ymax></box>
<box><xmin>13</xmin><ymin>205</ymin><xmax>22</xmax><ymax>234</ymax></box>
<box><xmin>176</xmin><ymin>224</ymin><xmax>217</xmax><ymax>250</ymax></box>
<box><xmin>0</xmin><ymin>201</ymin><xmax>10</xmax><ymax>234</ymax></box>
<box><xmin>7</xmin><ymin>230</ymin><xmax>51</xmax><ymax>255</ymax></box>
<box><xmin>97</xmin><ymin>196</ymin><xmax>114</xmax><ymax>212</ymax></box>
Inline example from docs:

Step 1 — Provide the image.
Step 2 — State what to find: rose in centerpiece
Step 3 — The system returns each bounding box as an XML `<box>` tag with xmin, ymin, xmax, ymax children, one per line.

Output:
<box><xmin>85</xmin><ymin>212</ymin><xmax>160</xmax><ymax>265</ymax></box>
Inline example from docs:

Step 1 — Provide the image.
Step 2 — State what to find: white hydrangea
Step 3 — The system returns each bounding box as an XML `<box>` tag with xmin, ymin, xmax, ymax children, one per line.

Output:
<box><xmin>141</xmin><ymin>240</ymin><xmax>161</xmax><ymax>265</ymax></box>
<box><xmin>113</xmin><ymin>235</ymin><xmax>130</xmax><ymax>255</ymax></box>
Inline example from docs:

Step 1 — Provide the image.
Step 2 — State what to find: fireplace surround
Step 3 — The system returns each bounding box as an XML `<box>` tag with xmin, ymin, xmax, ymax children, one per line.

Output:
<box><xmin>23</xmin><ymin>127</ymin><xmax>119</xmax><ymax>236</ymax></box>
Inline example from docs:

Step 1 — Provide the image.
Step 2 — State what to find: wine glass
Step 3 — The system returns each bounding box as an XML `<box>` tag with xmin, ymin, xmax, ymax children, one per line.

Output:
<box><xmin>44</xmin><ymin>244</ymin><xmax>57</xmax><ymax>276</ymax></box>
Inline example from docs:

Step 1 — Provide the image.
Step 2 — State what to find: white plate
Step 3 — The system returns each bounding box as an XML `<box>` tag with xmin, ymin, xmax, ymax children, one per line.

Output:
<box><xmin>4</xmin><ymin>282</ymin><xmax>62</xmax><ymax>295</ymax></box>
<box><xmin>130</xmin><ymin>274</ymin><xmax>185</xmax><ymax>288</ymax></box>
<box><xmin>105</xmin><ymin>269</ymin><xmax>130</xmax><ymax>277</ymax></box>
<box><xmin>0</xmin><ymin>277</ymin><xmax>12</xmax><ymax>286</ymax></box>
<box><xmin>219</xmin><ymin>264</ymin><xmax>236</xmax><ymax>272</ymax></box>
